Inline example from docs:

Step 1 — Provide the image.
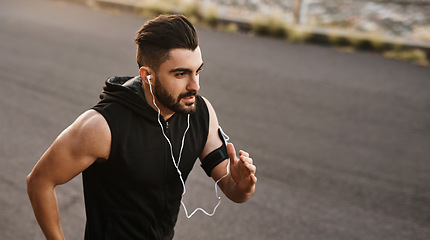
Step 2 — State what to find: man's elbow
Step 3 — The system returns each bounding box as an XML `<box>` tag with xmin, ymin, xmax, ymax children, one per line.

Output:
<box><xmin>26</xmin><ymin>171</ymin><xmax>45</xmax><ymax>198</ymax></box>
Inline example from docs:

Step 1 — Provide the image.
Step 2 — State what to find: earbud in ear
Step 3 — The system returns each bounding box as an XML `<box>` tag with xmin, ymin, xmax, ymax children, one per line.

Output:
<box><xmin>146</xmin><ymin>75</ymin><xmax>151</xmax><ymax>84</ymax></box>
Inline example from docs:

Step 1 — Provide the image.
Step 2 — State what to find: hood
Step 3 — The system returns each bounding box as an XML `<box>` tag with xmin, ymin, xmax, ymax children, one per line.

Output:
<box><xmin>98</xmin><ymin>76</ymin><xmax>157</xmax><ymax>121</ymax></box>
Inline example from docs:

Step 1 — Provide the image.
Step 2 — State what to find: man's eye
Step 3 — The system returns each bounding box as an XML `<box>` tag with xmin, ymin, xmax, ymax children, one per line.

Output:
<box><xmin>176</xmin><ymin>72</ymin><xmax>186</xmax><ymax>77</ymax></box>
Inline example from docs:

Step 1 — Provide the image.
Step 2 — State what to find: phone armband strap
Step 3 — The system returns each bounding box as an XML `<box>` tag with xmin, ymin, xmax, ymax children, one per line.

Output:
<box><xmin>201</xmin><ymin>129</ymin><xmax>228</xmax><ymax>177</ymax></box>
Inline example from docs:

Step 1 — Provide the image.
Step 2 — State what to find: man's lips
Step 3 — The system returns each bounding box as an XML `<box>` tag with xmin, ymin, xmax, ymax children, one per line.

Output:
<box><xmin>182</xmin><ymin>95</ymin><xmax>195</xmax><ymax>104</ymax></box>
<box><xmin>179</xmin><ymin>91</ymin><xmax>197</xmax><ymax>103</ymax></box>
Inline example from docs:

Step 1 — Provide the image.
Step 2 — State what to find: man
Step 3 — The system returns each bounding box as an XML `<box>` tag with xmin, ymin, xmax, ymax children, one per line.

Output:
<box><xmin>27</xmin><ymin>14</ymin><xmax>257</xmax><ymax>239</ymax></box>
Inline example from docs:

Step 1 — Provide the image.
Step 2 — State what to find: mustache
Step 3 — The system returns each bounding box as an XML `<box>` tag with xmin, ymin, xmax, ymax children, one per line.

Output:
<box><xmin>178</xmin><ymin>91</ymin><xmax>197</xmax><ymax>99</ymax></box>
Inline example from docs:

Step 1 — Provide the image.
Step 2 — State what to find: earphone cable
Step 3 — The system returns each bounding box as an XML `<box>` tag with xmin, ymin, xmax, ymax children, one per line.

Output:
<box><xmin>146</xmin><ymin>76</ymin><xmax>230</xmax><ymax>218</ymax></box>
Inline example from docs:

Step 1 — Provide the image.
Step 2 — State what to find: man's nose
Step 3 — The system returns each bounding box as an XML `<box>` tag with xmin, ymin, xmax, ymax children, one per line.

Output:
<box><xmin>187</xmin><ymin>75</ymin><xmax>200</xmax><ymax>92</ymax></box>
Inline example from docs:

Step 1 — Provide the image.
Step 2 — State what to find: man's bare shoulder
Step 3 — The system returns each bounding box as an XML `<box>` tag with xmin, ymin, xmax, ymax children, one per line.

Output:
<box><xmin>74</xmin><ymin>109</ymin><xmax>109</xmax><ymax>130</ymax></box>
<box><xmin>65</xmin><ymin>109</ymin><xmax>111</xmax><ymax>160</ymax></box>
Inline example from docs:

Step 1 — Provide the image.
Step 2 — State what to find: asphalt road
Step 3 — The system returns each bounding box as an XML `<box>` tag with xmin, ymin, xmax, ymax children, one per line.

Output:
<box><xmin>1</xmin><ymin>0</ymin><xmax>430</xmax><ymax>239</ymax></box>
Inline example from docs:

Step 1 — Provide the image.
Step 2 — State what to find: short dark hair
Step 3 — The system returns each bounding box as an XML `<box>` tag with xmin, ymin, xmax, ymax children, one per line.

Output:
<box><xmin>135</xmin><ymin>14</ymin><xmax>199</xmax><ymax>72</ymax></box>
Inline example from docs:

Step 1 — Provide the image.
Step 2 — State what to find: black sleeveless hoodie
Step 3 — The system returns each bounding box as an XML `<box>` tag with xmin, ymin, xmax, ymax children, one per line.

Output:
<box><xmin>83</xmin><ymin>76</ymin><xmax>209</xmax><ymax>239</ymax></box>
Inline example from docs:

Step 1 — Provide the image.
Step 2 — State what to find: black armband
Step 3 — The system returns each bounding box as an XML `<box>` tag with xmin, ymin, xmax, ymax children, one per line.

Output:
<box><xmin>201</xmin><ymin>129</ymin><xmax>228</xmax><ymax>177</ymax></box>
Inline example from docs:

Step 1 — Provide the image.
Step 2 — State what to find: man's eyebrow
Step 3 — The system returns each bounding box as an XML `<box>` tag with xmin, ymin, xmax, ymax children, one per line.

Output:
<box><xmin>197</xmin><ymin>62</ymin><xmax>204</xmax><ymax>71</ymax></box>
<box><xmin>169</xmin><ymin>68</ymin><xmax>192</xmax><ymax>74</ymax></box>
<box><xmin>169</xmin><ymin>62</ymin><xmax>204</xmax><ymax>74</ymax></box>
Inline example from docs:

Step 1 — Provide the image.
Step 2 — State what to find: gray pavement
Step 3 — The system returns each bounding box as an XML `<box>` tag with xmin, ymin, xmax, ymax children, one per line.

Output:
<box><xmin>1</xmin><ymin>0</ymin><xmax>430</xmax><ymax>239</ymax></box>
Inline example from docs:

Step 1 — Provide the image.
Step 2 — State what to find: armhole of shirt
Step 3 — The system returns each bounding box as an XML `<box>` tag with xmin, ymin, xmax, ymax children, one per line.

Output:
<box><xmin>196</xmin><ymin>95</ymin><xmax>210</xmax><ymax>155</ymax></box>
<box><xmin>91</xmin><ymin>104</ymin><xmax>117</xmax><ymax>162</ymax></box>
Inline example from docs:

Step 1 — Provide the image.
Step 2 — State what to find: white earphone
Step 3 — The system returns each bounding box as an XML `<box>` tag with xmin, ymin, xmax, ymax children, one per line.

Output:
<box><xmin>147</xmin><ymin>74</ymin><xmax>151</xmax><ymax>84</ymax></box>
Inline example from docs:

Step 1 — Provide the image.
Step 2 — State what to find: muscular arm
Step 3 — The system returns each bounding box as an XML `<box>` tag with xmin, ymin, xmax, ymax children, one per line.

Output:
<box><xmin>200</xmin><ymin>98</ymin><xmax>257</xmax><ymax>203</ymax></box>
<box><xmin>26</xmin><ymin>110</ymin><xmax>111</xmax><ymax>240</ymax></box>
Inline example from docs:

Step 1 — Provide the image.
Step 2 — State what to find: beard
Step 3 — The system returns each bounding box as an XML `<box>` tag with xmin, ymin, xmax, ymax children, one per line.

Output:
<box><xmin>153</xmin><ymin>75</ymin><xmax>197</xmax><ymax>114</ymax></box>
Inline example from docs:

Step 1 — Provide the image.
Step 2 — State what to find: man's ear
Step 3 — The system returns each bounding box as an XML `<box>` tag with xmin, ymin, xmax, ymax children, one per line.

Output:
<box><xmin>139</xmin><ymin>66</ymin><xmax>152</xmax><ymax>85</ymax></box>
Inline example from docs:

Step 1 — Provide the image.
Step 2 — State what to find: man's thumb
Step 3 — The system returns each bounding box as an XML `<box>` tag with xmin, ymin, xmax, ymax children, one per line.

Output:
<box><xmin>227</xmin><ymin>143</ymin><xmax>236</xmax><ymax>163</ymax></box>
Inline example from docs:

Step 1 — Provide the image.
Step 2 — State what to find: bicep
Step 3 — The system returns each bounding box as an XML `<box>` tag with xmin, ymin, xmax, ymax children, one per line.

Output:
<box><xmin>199</xmin><ymin>97</ymin><xmax>223</xmax><ymax>160</ymax></box>
<box><xmin>30</xmin><ymin>110</ymin><xmax>111</xmax><ymax>186</ymax></box>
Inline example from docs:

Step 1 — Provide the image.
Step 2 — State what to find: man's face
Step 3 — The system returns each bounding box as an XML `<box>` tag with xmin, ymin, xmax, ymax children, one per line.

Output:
<box><xmin>153</xmin><ymin>46</ymin><xmax>203</xmax><ymax>115</ymax></box>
